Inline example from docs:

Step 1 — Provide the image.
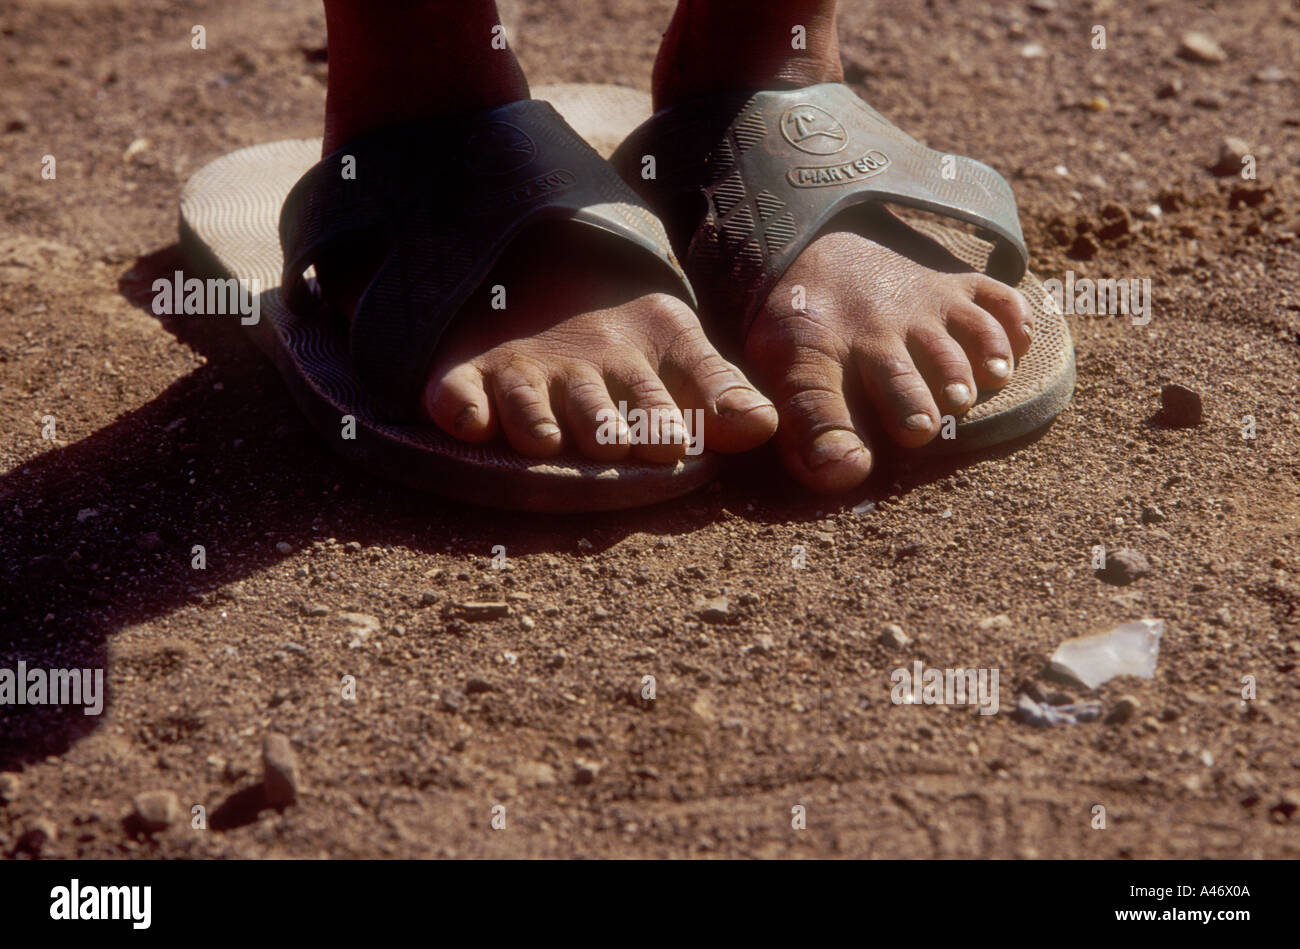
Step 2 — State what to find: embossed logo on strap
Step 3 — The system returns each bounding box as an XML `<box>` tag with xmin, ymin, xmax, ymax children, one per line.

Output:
<box><xmin>787</xmin><ymin>149</ymin><xmax>891</xmax><ymax>188</ymax></box>
<box><xmin>780</xmin><ymin>105</ymin><xmax>848</xmax><ymax>155</ymax></box>
<box><xmin>466</xmin><ymin>121</ymin><xmax>537</xmax><ymax>176</ymax></box>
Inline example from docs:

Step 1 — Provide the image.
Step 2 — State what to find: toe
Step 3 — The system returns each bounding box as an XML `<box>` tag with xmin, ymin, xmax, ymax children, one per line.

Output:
<box><xmin>559</xmin><ymin>366</ymin><xmax>631</xmax><ymax>462</ymax></box>
<box><xmin>972</xmin><ymin>275</ymin><xmax>1034</xmax><ymax>358</ymax></box>
<box><xmin>488</xmin><ymin>355</ymin><xmax>563</xmax><ymax>458</ymax></box>
<box><xmin>651</xmin><ymin>298</ymin><xmax>779</xmax><ymax>454</ymax></box>
<box><xmin>606</xmin><ymin>356</ymin><xmax>690</xmax><ymax>463</ymax></box>
<box><xmin>856</xmin><ymin>343</ymin><xmax>943</xmax><ymax>448</ymax></box>
<box><xmin>944</xmin><ymin>300</ymin><xmax>1016</xmax><ymax>391</ymax></box>
<box><xmin>907</xmin><ymin>328</ymin><xmax>978</xmax><ymax>417</ymax></box>
<box><xmin>770</xmin><ymin>349</ymin><xmax>873</xmax><ymax>493</ymax></box>
<box><xmin>424</xmin><ymin>361</ymin><xmax>495</xmax><ymax>442</ymax></box>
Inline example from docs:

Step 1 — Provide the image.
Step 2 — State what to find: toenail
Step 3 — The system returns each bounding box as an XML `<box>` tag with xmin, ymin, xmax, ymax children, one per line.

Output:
<box><xmin>942</xmin><ymin>383</ymin><xmax>972</xmax><ymax>408</ymax></box>
<box><xmin>806</xmin><ymin>430</ymin><xmax>863</xmax><ymax>469</ymax></box>
<box><xmin>1022</xmin><ymin>323</ymin><xmax>1034</xmax><ymax>341</ymax></box>
<box><xmin>531</xmin><ymin>421</ymin><xmax>560</xmax><ymax>439</ymax></box>
<box><xmin>454</xmin><ymin>404</ymin><xmax>479</xmax><ymax>431</ymax></box>
<box><xmin>903</xmin><ymin>413</ymin><xmax>933</xmax><ymax>432</ymax></box>
<box><xmin>985</xmin><ymin>357</ymin><xmax>1011</xmax><ymax>380</ymax></box>
<box><xmin>716</xmin><ymin>386</ymin><xmax>775</xmax><ymax>417</ymax></box>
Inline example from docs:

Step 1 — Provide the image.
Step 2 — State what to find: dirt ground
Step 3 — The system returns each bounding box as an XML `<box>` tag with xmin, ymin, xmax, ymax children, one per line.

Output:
<box><xmin>1</xmin><ymin>0</ymin><xmax>1297</xmax><ymax>860</ymax></box>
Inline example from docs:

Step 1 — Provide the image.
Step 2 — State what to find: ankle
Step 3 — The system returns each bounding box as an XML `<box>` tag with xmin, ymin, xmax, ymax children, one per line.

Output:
<box><xmin>321</xmin><ymin>0</ymin><xmax>529</xmax><ymax>153</ymax></box>
<box><xmin>653</xmin><ymin>0</ymin><xmax>843</xmax><ymax>109</ymax></box>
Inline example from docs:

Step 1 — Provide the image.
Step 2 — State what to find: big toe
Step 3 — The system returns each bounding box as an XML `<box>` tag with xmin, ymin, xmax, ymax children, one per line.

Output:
<box><xmin>764</xmin><ymin>347</ymin><xmax>873</xmax><ymax>493</ymax></box>
<box><xmin>652</xmin><ymin>298</ymin><xmax>778</xmax><ymax>454</ymax></box>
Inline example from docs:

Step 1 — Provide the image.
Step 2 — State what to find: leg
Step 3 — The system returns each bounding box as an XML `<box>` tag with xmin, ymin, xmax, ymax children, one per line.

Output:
<box><xmin>654</xmin><ymin>0</ymin><xmax>1033</xmax><ymax>491</ymax></box>
<box><xmin>317</xmin><ymin>0</ymin><xmax>778</xmax><ymax>461</ymax></box>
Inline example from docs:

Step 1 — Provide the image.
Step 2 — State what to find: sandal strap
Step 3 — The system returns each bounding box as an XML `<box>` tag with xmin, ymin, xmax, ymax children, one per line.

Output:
<box><xmin>613</xmin><ymin>83</ymin><xmax>1027</xmax><ymax>340</ymax></box>
<box><xmin>279</xmin><ymin>99</ymin><xmax>694</xmax><ymax>417</ymax></box>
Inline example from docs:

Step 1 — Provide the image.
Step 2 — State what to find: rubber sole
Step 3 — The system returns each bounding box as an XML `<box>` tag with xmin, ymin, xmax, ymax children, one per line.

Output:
<box><xmin>178</xmin><ymin>84</ymin><xmax>718</xmax><ymax>513</ymax></box>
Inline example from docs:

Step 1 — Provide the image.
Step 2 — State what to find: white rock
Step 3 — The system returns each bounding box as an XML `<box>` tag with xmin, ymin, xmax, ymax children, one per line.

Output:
<box><xmin>1049</xmin><ymin>619</ymin><xmax>1163</xmax><ymax>690</ymax></box>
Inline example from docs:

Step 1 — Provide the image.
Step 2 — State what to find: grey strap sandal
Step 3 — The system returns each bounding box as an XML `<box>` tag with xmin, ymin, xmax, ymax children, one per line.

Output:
<box><xmin>612</xmin><ymin>82</ymin><xmax>1074</xmax><ymax>453</ymax></box>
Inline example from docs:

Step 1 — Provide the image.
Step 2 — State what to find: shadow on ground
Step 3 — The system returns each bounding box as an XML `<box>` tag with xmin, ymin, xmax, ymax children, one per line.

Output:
<box><xmin>0</xmin><ymin>242</ymin><xmax>1050</xmax><ymax>771</ymax></box>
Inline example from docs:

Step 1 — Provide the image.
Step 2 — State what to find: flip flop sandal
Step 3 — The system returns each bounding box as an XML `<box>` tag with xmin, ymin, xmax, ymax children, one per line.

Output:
<box><xmin>179</xmin><ymin>84</ymin><xmax>717</xmax><ymax>512</ymax></box>
<box><xmin>611</xmin><ymin>82</ymin><xmax>1074</xmax><ymax>454</ymax></box>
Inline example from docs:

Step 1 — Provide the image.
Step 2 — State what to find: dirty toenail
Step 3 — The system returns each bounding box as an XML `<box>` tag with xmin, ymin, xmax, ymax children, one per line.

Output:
<box><xmin>903</xmin><ymin>413</ymin><xmax>933</xmax><ymax>432</ymax></box>
<box><xmin>454</xmin><ymin>404</ymin><xmax>479</xmax><ymax>431</ymax></box>
<box><xmin>531</xmin><ymin>421</ymin><xmax>560</xmax><ymax>439</ymax></box>
<box><xmin>985</xmin><ymin>357</ymin><xmax>1011</xmax><ymax>380</ymax></box>
<box><xmin>716</xmin><ymin>386</ymin><xmax>775</xmax><ymax>417</ymax></box>
<box><xmin>942</xmin><ymin>383</ymin><xmax>971</xmax><ymax>408</ymax></box>
<box><xmin>806</xmin><ymin>430</ymin><xmax>863</xmax><ymax>469</ymax></box>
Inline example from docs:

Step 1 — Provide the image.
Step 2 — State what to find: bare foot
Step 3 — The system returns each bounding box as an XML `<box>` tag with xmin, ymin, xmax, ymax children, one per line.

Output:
<box><xmin>744</xmin><ymin>226</ymin><xmax>1032</xmax><ymax>492</ymax></box>
<box><xmin>316</xmin><ymin>0</ymin><xmax>777</xmax><ymax>462</ymax></box>
<box><xmin>653</xmin><ymin>0</ymin><xmax>1032</xmax><ymax>491</ymax></box>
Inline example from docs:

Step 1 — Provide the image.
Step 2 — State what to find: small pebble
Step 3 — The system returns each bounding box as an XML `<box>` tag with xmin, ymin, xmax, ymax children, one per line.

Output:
<box><xmin>1177</xmin><ymin>31</ymin><xmax>1227</xmax><ymax>64</ymax></box>
<box><xmin>455</xmin><ymin>601</ymin><xmax>509</xmax><ymax>620</ymax></box>
<box><xmin>1097</xmin><ymin>549</ymin><xmax>1151</xmax><ymax>586</ymax></box>
<box><xmin>132</xmin><ymin>790</ymin><xmax>181</xmax><ymax>832</ymax></box>
<box><xmin>1140</xmin><ymin>504</ymin><xmax>1167</xmax><ymax>524</ymax></box>
<box><xmin>262</xmin><ymin>732</ymin><xmax>300</xmax><ymax>808</ymax></box>
<box><xmin>573</xmin><ymin>759</ymin><xmax>601</xmax><ymax>785</ymax></box>
<box><xmin>275</xmin><ymin>541</ymin><xmax>292</xmax><ymax>555</ymax></box>
<box><xmin>1212</xmin><ymin>136</ymin><xmax>1252</xmax><ymax>176</ymax></box>
<box><xmin>697</xmin><ymin>596</ymin><xmax>731</xmax><ymax>624</ymax></box>
<box><xmin>1105</xmin><ymin>695</ymin><xmax>1140</xmax><ymax>724</ymax></box>
<box><xmin>879</xmin><ymin>623</ymin><xmax>911</xmax><ymax>648</ymax></box>
<box><xmin>1156</xmin><ymin>77</ymin><xmax>1182</xmax><ymax>99</ymax></box>
<box><xmin>1159</xmin><ymin>383</ymin><xmax>1203</xmax><ymax>426</ymax></box>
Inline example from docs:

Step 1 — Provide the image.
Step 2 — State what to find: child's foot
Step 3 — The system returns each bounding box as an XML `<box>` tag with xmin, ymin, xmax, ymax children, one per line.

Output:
<box><xmin>652</xmin><ymin>0</ymin><xmax>1033</xmax><ymax>491</ymax></box>
<box><xmin>316</xmin><ymin>0</ymin><xmax>777</xmax><ymax>462</ymax></box>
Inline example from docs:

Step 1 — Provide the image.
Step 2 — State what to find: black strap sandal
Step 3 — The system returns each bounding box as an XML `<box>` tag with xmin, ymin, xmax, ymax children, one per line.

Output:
<box><xmin>180</xmin><ymin>87</ymin><xmax>720</xmax><ymax>511</ymax></box>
